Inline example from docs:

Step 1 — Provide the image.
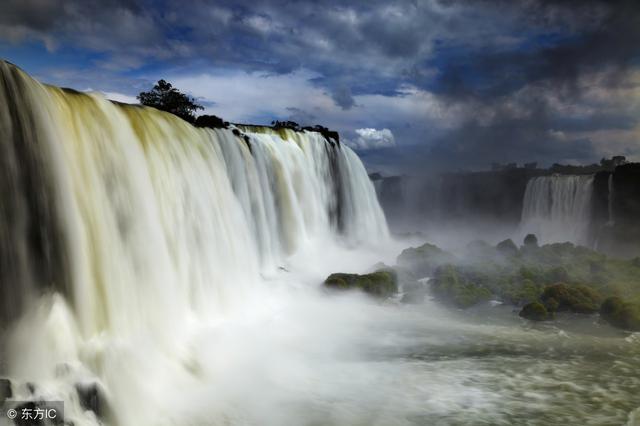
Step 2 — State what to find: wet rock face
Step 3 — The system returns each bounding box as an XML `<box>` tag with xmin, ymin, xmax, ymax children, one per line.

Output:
<box><xmin>0</xmin><ymin>378</ymin><xmax>12</xmax><ymax>403</ymax></box>
<box><xmin>75</xmin><ymin>382</ymin><xmax>110</xmax><ymax>420</ymax></box>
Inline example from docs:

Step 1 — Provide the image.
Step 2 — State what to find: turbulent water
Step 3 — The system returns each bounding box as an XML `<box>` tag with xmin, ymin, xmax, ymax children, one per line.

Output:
<box><xmin>519</xmin><ymin>175</ymin><xmax>595</xmax><ymax>246</ymax></box>
<box><xmin>1</xmin><ymin>61</ymin><xmax>640</xmax><ymax>426</ymax></box>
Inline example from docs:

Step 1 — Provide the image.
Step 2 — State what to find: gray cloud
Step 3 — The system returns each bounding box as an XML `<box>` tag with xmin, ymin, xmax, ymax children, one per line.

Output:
<box><xmin>1</xmin><ymin>0</ymin><xmax>639</xmax><ymax>171</ymax></box>
<box><xmin>331</xmin><ymin>85</ymin><xmax>356</xmax><ymax>110</ymax></box>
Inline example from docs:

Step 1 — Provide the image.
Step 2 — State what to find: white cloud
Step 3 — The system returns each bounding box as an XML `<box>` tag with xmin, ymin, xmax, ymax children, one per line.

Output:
<box><xmin>100</xmin><ymin>91</ymin><xmax>139</xmax><ymax>104</ymax></box>
<box><xmin>346</xmin><ymin>128</ymin><xmax>396</xmax><ymax>150</ymax></box>
<box><xmin>168</xmin><ymin>70</ymin><xmax>455</xmax><ymax>140</ymax></box>
<box><xmin>83</xmin><ymin>88</ymin><xmax>139</xmax><ymax>104</ymax></box>
<box><xmin>171</xmin><ymin>69</ymin><xmax>334</xmax><ymax>124</ymax></box>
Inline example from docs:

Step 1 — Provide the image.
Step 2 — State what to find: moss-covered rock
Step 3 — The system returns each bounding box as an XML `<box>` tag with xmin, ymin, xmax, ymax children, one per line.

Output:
<box><xmin>600</xmin><ymin>297</ymin><xmax>640</xmax><ymax>331</ymax></box>
<box><xmin>396</xmin><ymin>243</ymin><xmax>456</xmax><ymax>276</ymax></box>
<box><xmin>324</xmin><ymin>269</ymin><xmax>398</xmax><ymax>298</ymax></box>
<box><xmin>519</xmin><ymin>302</ymin><xmax>551</xmax><ymax>321</ymax></box>
<box><xmin>540</xmin><ymin>283</ymin><xmax>602</xmax><ymax>314</ymax></box>
<box><xmin>430</xmin><ymin>265</ymin><xmax>492</xmax><ymax>308</ymax></box>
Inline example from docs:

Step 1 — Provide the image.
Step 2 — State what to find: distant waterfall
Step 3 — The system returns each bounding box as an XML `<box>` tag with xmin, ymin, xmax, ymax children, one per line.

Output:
<box><xmin>519</xmin><ymin>175</ymin><xmax>594</xmax><ymax>245</ymax></box>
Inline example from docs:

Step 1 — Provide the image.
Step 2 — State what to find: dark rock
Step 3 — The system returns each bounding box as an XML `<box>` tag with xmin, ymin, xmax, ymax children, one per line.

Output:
<box><xmin>496</xmin><ymin>239</ymin><xmax>519</xmax><ymax>257</ymax></box>
<box><xmin>0</xmin><ymin>378</ymin><xmax>11</xmax><ymax>403</ymax></box>
<box><xmin>519</xmin><ymin>302</ymin><xmax>551</xmax><ymax>321</ymax></box>
<box><xmin>75</xmin><ymin>382</ymin><xmax>109</xmax><ymax>420</ymax></box>
<box><xmin>523</xmin><ymin>234</ymin><xmax>538</xmax><ymax>248</ymax></box>
<box><xmin>301</xmin><ymin>125</ymin><xmax>340</xmax><ymax>146</ymax></box>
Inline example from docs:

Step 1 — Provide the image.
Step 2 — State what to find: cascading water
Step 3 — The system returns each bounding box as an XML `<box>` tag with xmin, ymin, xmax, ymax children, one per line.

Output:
<box><xmin>519</xmin><ymin>174</ymin><xmax>594</xmax><ymax>245</ymax></box>
<box><xmin>0</xmin><ymin>61</ymin><xmax>389</xmax><ymax>425</ymax></box>
<box><xmin>4</xmin><ymin>61</ymin><xmax>640</xmax><ymax>426</ymax></box>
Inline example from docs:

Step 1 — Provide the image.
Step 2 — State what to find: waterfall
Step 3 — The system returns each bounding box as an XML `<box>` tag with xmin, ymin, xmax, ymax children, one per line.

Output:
<box><xmin>519</xmin><ymin>174</ymin><xmax>594</xmax><ymax>245</ymax></box>
<box><xmin>0</xmin><ymin>61</ymin><xmax>388</xmax><ymax>423</ymax></box>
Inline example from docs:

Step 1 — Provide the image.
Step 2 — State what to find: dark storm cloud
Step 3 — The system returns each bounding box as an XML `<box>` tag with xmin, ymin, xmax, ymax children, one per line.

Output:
<box><xmin>1</xmin><ymin>0</ymin><xmax>639</xmax><ymax>169</ymax></box>
<box><xmin>331</xmin><ymin>86</ymin><xmax>356</xmax><ymax>110</ymax></box>
<box><xmin>432</xmin><ymin>0</ymin><xmax>640</xmax><ymax>100</ymax></box>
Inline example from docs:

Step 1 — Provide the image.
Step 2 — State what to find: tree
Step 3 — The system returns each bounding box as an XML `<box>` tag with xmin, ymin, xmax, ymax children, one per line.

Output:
<box><xmin>137</xmin><ymin>80</ymin><xmax>203</xmax><ymax>123</ymax></box>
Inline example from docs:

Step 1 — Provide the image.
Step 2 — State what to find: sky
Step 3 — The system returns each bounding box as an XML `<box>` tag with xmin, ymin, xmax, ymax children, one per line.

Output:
<box><xmin>1</xmin><ymin>0</ymin><xmax>639</xmax><ymax>174</ymax></box>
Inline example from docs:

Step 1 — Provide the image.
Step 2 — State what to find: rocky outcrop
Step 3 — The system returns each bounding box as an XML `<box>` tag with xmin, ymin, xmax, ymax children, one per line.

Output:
<box><xmin>324</xmin><ymin>269</ymin><xmax>398</xmax><ymax>298</ymax></box>
<box><xmin>0</xmin><ymin>378</ymin><xmax>11</xmax><ymax>403</ymax></box>
<box><xmin>76</xmin><ymin>381</ymin><xmax>111</xmax><ymax>420</ymax></box>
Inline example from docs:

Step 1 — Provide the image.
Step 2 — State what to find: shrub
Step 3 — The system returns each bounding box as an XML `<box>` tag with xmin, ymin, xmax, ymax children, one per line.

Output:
<box><xmin>519</xmin><ymin>302</ymin><xmax>550</xmax><ymax>321</ymax></box>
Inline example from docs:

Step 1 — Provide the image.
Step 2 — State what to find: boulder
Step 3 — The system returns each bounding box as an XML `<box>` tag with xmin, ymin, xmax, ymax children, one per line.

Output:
<box><xmin>496</xmin><ymin>239</ymin><xmax>519</xmax><ymax>257</ymax></box>
<box><xmin>324</xmin><ymin>269</ymin><xmax>398</xmax><ymax>298</ymax></box>
<box><xmin>523</xmin><ymin>233</ymin><xmax>538</xmax><ymax>247</ymax></box>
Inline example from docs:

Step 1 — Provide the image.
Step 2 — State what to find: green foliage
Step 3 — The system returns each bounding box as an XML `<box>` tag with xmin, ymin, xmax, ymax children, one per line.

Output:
<box><xmin>137</xmin><ymin>80</ymin><xmax>203</xmax><ymax>123</ymax></box>
<box><xmin>324</xmin><ymin>270</ymin><xmax>398</xmax><ymax>298</ymax></box>
<box><xmin>600</xmin><ymin>297</ymin><xmax>640</xmax><ymax>331</ymax></box>
<box><xmin>519</xmin><ymin>302</ymin><xmax>551</xmax><ymax>321</ymax></box>
<box><xmin>504</xmin><ymin>279</ymin><xmax>543</xmax><ymax>305</ymax></box>
<box><xmin>540</xmin><ymin>283</ymin><xmax>602</xmax><ymax>314</ymax></box>
<box><xmin>397</xmin><ymin>239</ymin><xmax>640</xmax><ymax>329</ymax></box>
<box><xmin>431</xmin><ymin>265</ymin><xmax>492</xmax><ymax>308</ymax></box>
<box><xmin>194</xmin><ymin>114</ymin><xmax>227</xmax><ymax>129</ymax></box>
<box><xmin>396</xmin><ymin>243</ymin><xmax>456</xmax><ymax>276</ymax></box>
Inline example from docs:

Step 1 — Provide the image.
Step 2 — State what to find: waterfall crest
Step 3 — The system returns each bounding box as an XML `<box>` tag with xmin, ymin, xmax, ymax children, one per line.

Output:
<box><xmin>519</xmin><ymin>174</ymin><xmax>594</xmax><ymax>245</ymax></box>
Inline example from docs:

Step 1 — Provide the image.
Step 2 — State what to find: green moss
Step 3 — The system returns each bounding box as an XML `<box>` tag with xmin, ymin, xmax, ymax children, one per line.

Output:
<box><xmin>431</xmin><ymin>265</ymin><xmax>492</xmax><ymax>308</ymax></box>
<box><xmin>600</xmin><ymin>297</ymin><xmax>640</xmax><ymax>331</ymax></box>
<box><xmin>324</xmin><ymin>269</ymin><xmax>398</xmax><ymax>298</ymax></box>
<box><xmin>504</xmin><ymin>279</ymin><xmax>543</xmax><ymax>305</ymax></box>
<box><xmin>540</xmin><ymin>283</ymin><xmax>601</xmax><ymax>314</ymax></box>
<box><xmin>519</xmin><ymin>302</ymin><xmax>551</xmax><ymax>321</ymax></box>
<box><xmin>397</xmin><ymin>239</ymin><xmax>640</xmax><ymax>321</ymax></box>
